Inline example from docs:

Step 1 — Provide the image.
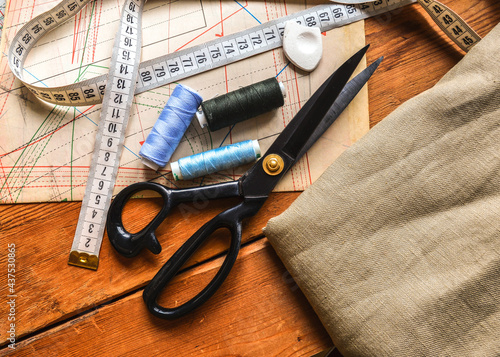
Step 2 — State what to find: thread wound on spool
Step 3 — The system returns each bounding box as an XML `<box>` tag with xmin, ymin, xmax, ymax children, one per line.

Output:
<box><xmin>139</xmin><ymin>84</ymin><xmax>203</xmax><ymax>171</ymax></box>
<box><xmin>171</xmin><ymin>140</ymin><xmax>261</xmax><ymax>181</ymax></box>
<box><xmin>198</xmin><ymin>77</ymin><xmax>285</xmax><ymax>132</ymax></box>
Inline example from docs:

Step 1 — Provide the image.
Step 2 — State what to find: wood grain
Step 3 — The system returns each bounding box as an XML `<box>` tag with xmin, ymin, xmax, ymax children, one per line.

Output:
<box><xmin>0</xmin><ymin>192</ymin><xmax>300</xmax><ymax>343</ymax></box>
<box><xmin>2</xmin><ymin>239</ymin><xmax>331</xmax><ymax>356</ymax></box>
<box><xmin>1</xmin><ymin>0</ymin><xmax>500</xmax><ymax>355</ymax></box>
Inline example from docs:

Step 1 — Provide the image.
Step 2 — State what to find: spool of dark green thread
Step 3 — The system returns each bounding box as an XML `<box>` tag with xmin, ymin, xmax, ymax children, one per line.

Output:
<box><xmin>196</xmin><ymin>77</ymin><xmax>286</xmax><ymax>132</ymax></box>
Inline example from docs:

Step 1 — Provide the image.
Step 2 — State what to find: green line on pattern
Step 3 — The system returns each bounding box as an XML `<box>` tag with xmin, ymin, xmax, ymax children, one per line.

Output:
<box><xmin>0</xmin><ymin>106</ymin><xmax>58</xmax><ymax>198</ymax></box>
<box><xmin>76</xmin><ymin>64</ymin><xmax>90</xmax><ymax>82</ymax></box>
<box><xmin>88</xmin><ymin>64</ymin><xmax>109</xmax><ymax>70</ymax></box>
<box><xmin>132</xmin><ymin>101</ymin><xmax>163</xmax><ymax>110</ymax></box>
<box><xmin>14</xmin><ymin>107</ymin><xmax>71</xmax><ymax>203</ymax></box>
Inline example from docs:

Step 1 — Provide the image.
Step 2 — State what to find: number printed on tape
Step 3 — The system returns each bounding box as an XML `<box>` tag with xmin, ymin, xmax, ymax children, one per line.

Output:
<box><xmin>417</xmin><ymin>0</ymin><xmax>480</xmax><ymax>51</ymax></box>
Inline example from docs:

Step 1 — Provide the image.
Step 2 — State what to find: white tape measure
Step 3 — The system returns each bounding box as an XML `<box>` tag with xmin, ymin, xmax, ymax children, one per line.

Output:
<box><xmin>8</xmin><ymin>0</ymin><xmax>417</xmax><ymax>270</ymax></box>
<box><xmin>8</xmin><ymin>0</ymin><xmax>419</xmax><ymax>106</ymax></box>
<box><xmin>67</xmin><ymin>0</ymin><xmax>144</xmax><ymax>269</ymax></box>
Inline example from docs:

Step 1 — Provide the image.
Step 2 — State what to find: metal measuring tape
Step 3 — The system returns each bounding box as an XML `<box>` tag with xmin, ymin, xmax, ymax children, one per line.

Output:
<box><xmin>8</xmin><ymin>0</ymin><xmax>422</xmax><ymax>270</ymax></box>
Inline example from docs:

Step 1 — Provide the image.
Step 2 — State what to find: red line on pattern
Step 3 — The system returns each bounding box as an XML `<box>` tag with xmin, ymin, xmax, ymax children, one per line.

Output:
<box><xmin>15</xmin><ymin>0</ymin><xmax>22</xmax><ymax>37</ymax></box>
<box><xmin>167</xmin><ymin>0</ymin><xmax>171</xmax><ymax>53</ymax></box>
<box><xmin>0</xmin><ymin>76</ymin><xmax>15</xmax><ymax>118</ymax></box>
<box><xmin>89</xmin><ymin>3</ymin><xmax>95</xmax><ymax>63</ymax></box>
<box><xmin>7</xmin><ymin>0</ymin><xmax>57</xmax><ymax>13</ymax></box>
<box><xmin>305</xmin><ymin>152</ymin><xmax>312</xmax><ymax>185</ymax></box>
<box><xmin>0</xmin><ymin>157</ymin><xmax>14</xmax><ymax>203</ymax></box>
<box><xmin>174</xmin><ymin>5</ymin><xmax>246</xmax><ymax>52</ymax></box>
<box><xmin>72</xmin><ymin>12</ymin><xmax>81</xmax><ymax>64</ymax></box>
<box><xmin>291</xmin><ymin>57</ymin><xmax>302</xmax><ymax>191</ymax></box>
<box><xmin>83</xmin><ymin>5</ymin><xmax>88</xmax><ymax>63</ymax></box>
<box><xmin>93</xmin><ymin>0</ymin><xmax>103</xmax><ymax>62</ymax></box>
<box><xmin>0</xmin><ymin>106</ymin><xmax>95</xmax><ymax>159</ymax></box>
<box><xmin>29</xmin><ymin>0</ymin><xmax>36</xmax><ymax>19</ymax></box>
<box><xmin>216</xmin><ymin>0</ymin><xmax>224</xmax><ymax>37</ymax></box>
<box><xmin>135</xmin><ymin>101</ymin><xmax>146</xmax><ymax>142</ymax></box>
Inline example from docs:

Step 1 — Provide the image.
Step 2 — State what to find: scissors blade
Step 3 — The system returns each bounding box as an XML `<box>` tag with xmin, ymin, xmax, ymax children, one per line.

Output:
<box><xmin>296</xmin><ymin>56</ymin><xmax>383</xmax><ymax>160</ymax></box>
<box><xmin>241</xmin><ymin>45</ymin><xmax>372</xmax><ymax>197</ymax></box>
<box><xmin>277</xmin><ymin>44</ymin><xmax>368</xmax><ymax>159</ymax></box>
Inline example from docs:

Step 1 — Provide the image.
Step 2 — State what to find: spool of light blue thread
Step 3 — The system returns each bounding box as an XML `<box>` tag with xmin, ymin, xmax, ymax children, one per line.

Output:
<box><xmin>170</xmin><ymin>140</ymin><xmax>261</xmax><ymax>181</ymax></box>
<box><xmin>139</xmin><ymin>84</ymin><xmax>203</xmax><ymax>171</ymax></box>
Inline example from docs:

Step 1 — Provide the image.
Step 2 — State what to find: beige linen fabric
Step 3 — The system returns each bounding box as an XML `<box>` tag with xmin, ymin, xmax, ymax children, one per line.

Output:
<box><xmin>264</xmin><ymin>24</ymin><xmax>500</xmax><ymax>356</ymax></box>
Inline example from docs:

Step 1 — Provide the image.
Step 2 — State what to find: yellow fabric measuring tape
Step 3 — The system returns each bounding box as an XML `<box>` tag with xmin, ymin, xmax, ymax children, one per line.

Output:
<box><xmin>336</xmin><ymin>0</ymin><xmax>480</xmax><ymax>51</ymax></box>
<box><xmin>417</xmin><ymin>0</ymin><xmax>481</xmax><ymax>52</ymax></box>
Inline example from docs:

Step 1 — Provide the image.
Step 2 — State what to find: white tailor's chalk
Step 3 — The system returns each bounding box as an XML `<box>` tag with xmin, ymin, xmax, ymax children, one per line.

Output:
<box><xmin>283</xmin><ymin>21</ymin><xmax>323</xmax><ymax>72</ymax></box>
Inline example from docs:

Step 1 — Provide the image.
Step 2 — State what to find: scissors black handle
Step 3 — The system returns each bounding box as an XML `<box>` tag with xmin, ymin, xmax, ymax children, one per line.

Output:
<box><xmin>107</xmin><ymin>180</ymin><xmax>266</xmax><ymax>319</ymax></box>
<box><xmin>143</xmin><ymin>196</ymin><xmax>266</xmax><ymax>319</ymax></box>
<box><xmin>107</xmin><ymin>180</ymin><xmax>241</xmax><ymax>258</ymax></box>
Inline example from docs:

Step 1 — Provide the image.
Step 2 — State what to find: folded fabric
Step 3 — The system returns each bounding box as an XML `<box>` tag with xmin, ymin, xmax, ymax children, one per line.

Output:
<box><xmin>264</xmin><ymin>23</ymin><xmax>500</xmax><ymax>356</ymax></box>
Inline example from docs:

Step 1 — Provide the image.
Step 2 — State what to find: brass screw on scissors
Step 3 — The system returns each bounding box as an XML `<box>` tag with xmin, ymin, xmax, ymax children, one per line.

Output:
<box><xmin>263</xmin><ymin>154</ymin><xmax>284</xmax><ymax>175</ymax></box>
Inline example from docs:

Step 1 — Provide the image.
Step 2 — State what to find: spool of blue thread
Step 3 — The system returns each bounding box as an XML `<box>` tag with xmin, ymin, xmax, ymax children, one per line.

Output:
<box><xmin>170</xmin><ymin>140</ymin><xmax>261</xmax><ymax>181</ymax></box>
<box><xmin>139</xmin><ymin>84</ymin><xmax>203</xmax><ymax>171</ymax></box>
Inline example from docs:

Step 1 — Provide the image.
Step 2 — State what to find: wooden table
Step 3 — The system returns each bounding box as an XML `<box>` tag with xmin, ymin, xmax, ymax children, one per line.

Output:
<box><xmin>1</xmin><ymin>1</ymin><xmax>499</xmax><ymax>355</ymax></box>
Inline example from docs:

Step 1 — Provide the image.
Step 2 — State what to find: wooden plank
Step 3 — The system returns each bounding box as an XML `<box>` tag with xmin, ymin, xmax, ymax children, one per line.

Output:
<box><xmin>0</xmin><ymin>192</ymin><xmax>300</xmax><ymax>343</ymax></box>
<box><xmin>1</xmin><ymin>239</ymin><xmax>332</xmax><ymax>356</ymax></box>
<box><xmin>366</xmin><ymin>0</ymin><xmax>500</xmax><ymax>126</ymax></box>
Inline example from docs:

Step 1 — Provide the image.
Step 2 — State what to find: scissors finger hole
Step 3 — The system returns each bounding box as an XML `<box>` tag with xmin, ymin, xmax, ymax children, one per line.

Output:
<box><xmin>121</xmin><ymin>189</ymin><xmax>164</xmax><ymax>234</ymax></box>
<box><xmin>157</xmin><ymin>227</ymin><xmax>234</xmax><ymax>309</ymax></box>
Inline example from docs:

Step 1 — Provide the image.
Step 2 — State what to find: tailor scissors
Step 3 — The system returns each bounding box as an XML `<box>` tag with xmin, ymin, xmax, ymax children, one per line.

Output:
<box><xmin>107</xmin><ymin>45</ymin><xmax>382</xmax><ymax>319</ymax></box>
